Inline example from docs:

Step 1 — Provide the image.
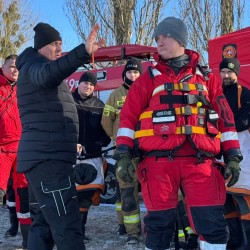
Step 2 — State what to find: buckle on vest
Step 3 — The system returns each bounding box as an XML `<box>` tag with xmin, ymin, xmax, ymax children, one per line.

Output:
<box><xmin>185</xmin><ymin>94</ymin><xmax>197</xmax><ymax>104</ymax></box>
<box><xmin>198</xmin><ymin>107</ymin><xmax>205</xmax><ymax>115</ymax></box>
<box><xmin>180</xmin><ymin>106</ymin><xmax>192</xmax><ymax>115</ymax></box>
<box><xmin>164</xmin><ymin>82</ymin><xmax>174</xmax><ymax>91</ymax></box>
<box><xmin>181</xmin><ymin>125</ymin><xmax>193</xmax><ymax>135</ymax></box>
<box><xmin>196</xmin><ymin>83</ymin><xmax>204</xmax><ymax>91</ymax></box>
<box><xmin>179</xmin><ymin>82</ymin><xmax>190</xmax><ymax>91</ymax></box>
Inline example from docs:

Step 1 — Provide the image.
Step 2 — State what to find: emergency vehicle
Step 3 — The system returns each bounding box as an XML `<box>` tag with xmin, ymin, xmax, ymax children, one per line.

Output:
<box><xmin>64</xmin><ymin>44</ymin><xmax>157</xmax><ymax>204</ymax></box>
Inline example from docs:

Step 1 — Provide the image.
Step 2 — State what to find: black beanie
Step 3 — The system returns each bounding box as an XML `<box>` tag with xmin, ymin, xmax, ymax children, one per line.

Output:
<box><xmin>219</xmin><ymin>58</ymin><xmax>240</xmax><ymax>76</ymax></box>
<box><xmin>122</xmin><ymin>58</ymin><xmax>142</xmax><ymax>79</ymax></box>
<box><xmin>79</xmin><ymin>72</ymin><xmax>97</xmax><ymax>86</ymax></box>
<box><xmin>34</xmin><ymin>22</ymin><xmax>62</xmax><ymax>50</ymax></box>
<box><xmin>153</xmin><ymin>17</ymin><xmax>188</xmax><ymax>47</ymax></box>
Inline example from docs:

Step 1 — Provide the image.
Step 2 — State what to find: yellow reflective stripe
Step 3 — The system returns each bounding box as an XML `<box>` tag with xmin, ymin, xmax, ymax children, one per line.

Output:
<box><xmin>175</xmin><ymin>106</ymin><xmax>198</xmax><ymax>115</ymax></box>
<box><xmin>220</xmin><ymin>131</ymin><xmax>238</xmax><ymax>142</ymax></box>
<box><xmin>178</xmin><ymin>230</ymin><xmax>185</xmax><ymax>238</ymax></box>
<box><xmin>175</xmin><ymin>126</ymin><xmax>206</xmax><ymax>134</ymax></box>
<box><xmin>104</xmin><ymin>104</ymin><xmax>115</xmax><ymax>112</ymax></box>
<box><xmin>124</xmin><ymin>214</ymin><xmax>140</xmax><ymax>224</ymax></box>
<box><xmin>139</xmin><ymin>111</ymin><xmax>153</xmax><ymax>120</ymax></box>
<box><xmin>115</xmin><ymin>202</ymin><xmax>122</xmax><ymax>211</ymax></box>
<box><xmin>135</xmin><ymin>127</ymin><xmax>220</xmax><ymax>138</ymax></box>
<box><xmin>135</xmin><ymin>129</ymin><xmax>154</xmax><ymax>138</ymax></box>
<box><xmin>185</xmin><ymin>226</ymin><xmax>194</xmax><ymax>234</ymax></box>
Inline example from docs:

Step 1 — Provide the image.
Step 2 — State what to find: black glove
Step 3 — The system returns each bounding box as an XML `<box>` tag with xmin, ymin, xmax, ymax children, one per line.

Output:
<box><xmin>224</xmin><ymin>158</ymin><xmax>241</xmax><ymax>187</ymax></box>
<box><xmin>73</xmin><ymin>163</ymin><xmax>97</xmax><ymax>185</ymax></box>
<box><xmin>116</xmin><ymin>154</ymin><xmax>135</xmax><ymax>183</ymax></box>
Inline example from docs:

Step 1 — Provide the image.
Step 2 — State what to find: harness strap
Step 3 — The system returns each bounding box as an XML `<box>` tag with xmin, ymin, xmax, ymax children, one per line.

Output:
<box><xmin>152</xmin><ymin>82</ymin><xmax>208</xmax><ymax>96</ymax></box>
<box><xmin>139</xmin><ymin>107</ymin><xmax>205</xmax><ymax>120</ymax></box>
<box><xmin>134</xmin><ymin>126</ymin><xmax>221</xmax><ymax>139</ymax></box>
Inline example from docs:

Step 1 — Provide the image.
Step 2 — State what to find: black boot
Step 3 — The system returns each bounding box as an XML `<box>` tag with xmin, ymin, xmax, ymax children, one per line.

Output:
<box><xmin>80</xmin><ymin>211</ymin><xmax>91</xmax><ymax>243</ymax></box>
<box><xmin>5</xmin><ymin>208</ymin><xmax>19</xmax><ymax>237</ymax></box>
<box><xmin>117</xmin><ymin>224</ymin><xmax>127</xmax><ymax>235</ymax></box>
<box><xmin>20</xmin><ymin>224</ymin><xmax>30</xmax><ymax>249</ymax></box>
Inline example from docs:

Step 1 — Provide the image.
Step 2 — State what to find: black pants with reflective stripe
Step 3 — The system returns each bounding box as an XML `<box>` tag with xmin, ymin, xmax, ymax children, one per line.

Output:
<box><xmin>25</xmin><ymin>160</ymin><xmax>85</xmax><ymax>250</ymax></box>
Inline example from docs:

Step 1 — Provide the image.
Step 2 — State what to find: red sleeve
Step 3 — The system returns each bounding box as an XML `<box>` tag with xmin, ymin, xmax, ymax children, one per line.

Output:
<box><xmin>116</xmin><ymin>72</ymin><xmax>153</xmax><ymax>148</ymax></box>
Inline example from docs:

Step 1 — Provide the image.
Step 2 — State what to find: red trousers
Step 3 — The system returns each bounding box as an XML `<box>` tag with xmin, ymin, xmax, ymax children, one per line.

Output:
<box><xmin>137</xmin><ymin>156</ymin><xmax>227</xmax><ymax>249</ymax></box>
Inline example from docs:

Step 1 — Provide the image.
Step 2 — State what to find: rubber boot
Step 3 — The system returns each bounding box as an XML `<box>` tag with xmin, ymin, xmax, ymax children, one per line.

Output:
<box><xmin>80</xmin><ymin>211</ymin><xmax>91</xmax><ymax>243</ymax></box>
<box><xmin>241</xmin><ymin>219</ymin><xmax>250</xmax><ymax>249</ymax></box>
<box><xmin>20</xmin><ymin>224</ymin><xmax>30</xmax><ymax>249</ymax></box>
<box><xmin>5</xmin><ymin>207</ymin><xmax>19</xmax><ymax>237</ymax></box>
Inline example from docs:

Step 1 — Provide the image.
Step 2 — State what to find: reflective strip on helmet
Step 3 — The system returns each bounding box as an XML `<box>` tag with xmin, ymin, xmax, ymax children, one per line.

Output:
<box><xmin>117</xmin><ymin>128</ymin><xmax>135</xmax><ymax>139</ymax></box>
<box><xmin>220</xmin><ymin>131</ymin><xmax>238</xmax><ymax>142</ymax></box>
<box><xmin>115</xmin><ymin>202</ymin><xmax>122</xmax><ymax>211</ymax></box>
<box><xmin>124</xmin><ymin>214</ymin><xmax>140</xmax><ymax>224</ymax></box>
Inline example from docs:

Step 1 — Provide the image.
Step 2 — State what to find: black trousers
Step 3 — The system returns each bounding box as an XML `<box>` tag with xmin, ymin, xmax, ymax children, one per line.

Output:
<box><xmin>25</xmin><ymin>160</ymin><xmax>85</xmax><ymax>250</ymax></box>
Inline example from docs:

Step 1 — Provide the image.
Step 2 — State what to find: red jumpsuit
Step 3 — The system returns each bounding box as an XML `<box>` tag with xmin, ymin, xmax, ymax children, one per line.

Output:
<box><xmin>116</xmin><ymin>50</ymin><xmax>241</xmax><ymax>249</ymax></box>
<box><xmin>0</xmin><ymin>69</ymin><xmax>31</xmax><ymax>225</ymax></box>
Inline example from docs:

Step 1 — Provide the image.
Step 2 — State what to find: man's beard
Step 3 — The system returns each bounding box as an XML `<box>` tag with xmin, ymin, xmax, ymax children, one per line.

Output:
<box><xmin>223</xmin><ymin>78</ymin><xmax>236</xmax><ymax>86</ymax></box>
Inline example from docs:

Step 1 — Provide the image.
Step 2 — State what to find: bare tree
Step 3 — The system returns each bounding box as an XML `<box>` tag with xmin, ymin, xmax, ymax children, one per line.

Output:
<box><xmin>176</xmin><ymin>0</ymin><xmax>246</xmax><ymax>64</ymax></box>
<box><xmin>221</xmin><ymin>0</ymin><xmax>234</xmax><ymax>35</ymax></box>
<box><xmin>64</xmin><ymin>0</ymin><xmax>168</xmax><ymax>46</ymax></box>
<box><xmin>0</xmin><ymin>0</ymin><xmax>36</xmax><ymax>63</ymax></box>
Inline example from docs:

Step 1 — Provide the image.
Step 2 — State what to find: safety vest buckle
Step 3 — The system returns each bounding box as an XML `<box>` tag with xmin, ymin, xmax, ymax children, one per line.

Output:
<box><xmin>181</xmin><ymin>125</ymin><xmax>193</xmax><ymax>135</ymax></box>
<box><xmin>196</xmin><ymin>83</ymin><xmax>204</xmax><ymax>91</ymax></box>
<box><xmin>178</xmin><ymin>82</ymin><xmax>190</xmax><ymax>91</ymax></box>
<box><xmin>185</xmin><ymin>94</ymin><xmax>197</xmax><ymax>104</ymax></box>
<box><xmin>164</xmin><ymin>82</ymin><xmax>174</xmax><ymax>91</ymax></box>
<box><xmin>180</xmin><ymin>106</ymin><xmax>192</xmax><ymax>115</ymax></box>
<box><xmin>198</xmin><ymin>107</ymin><xmax>205</xmax><ymax>115</ymax></box>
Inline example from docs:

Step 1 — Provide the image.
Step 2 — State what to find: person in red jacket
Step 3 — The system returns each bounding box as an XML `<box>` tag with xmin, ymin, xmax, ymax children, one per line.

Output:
<box><xmin>114</xmin><ymin>17</ymin><xmax>242</xmax><ymax>250</ymax></box>
<box><xmin>0</xmin><ymin>54</ymin><xmax>31</xmax><ymax>249</ymax></box>
<box><xmin>0</xmin><ymin>55</ymin><xmax>20</xmax><ymax>203</ymax></box>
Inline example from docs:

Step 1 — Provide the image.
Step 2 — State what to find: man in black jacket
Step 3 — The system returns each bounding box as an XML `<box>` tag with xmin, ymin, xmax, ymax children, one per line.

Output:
<box><xmin>220</xmin><ymin>57</ymin><xmax>250</xmax><ymax>249</ymax></box>
<box><xmin>16</xmin><ymin>22</ymin><xmax>103</xmax><ymax>250</ymax></box>
<box><xmin>72</xmin><ymin>71</ymin><xmax>110</xmax><ymax>243</ymax></box>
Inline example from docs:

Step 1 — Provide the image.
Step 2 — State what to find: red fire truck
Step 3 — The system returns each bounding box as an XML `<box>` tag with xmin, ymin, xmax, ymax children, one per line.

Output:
<box><xmin>64</xmin><ymin>44</ymin><xmax>157</xmax><ymax>204</ymax></box>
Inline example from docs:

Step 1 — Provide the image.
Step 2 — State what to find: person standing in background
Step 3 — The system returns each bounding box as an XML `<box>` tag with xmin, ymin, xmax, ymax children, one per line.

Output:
<box><xmin>220</xmin><ymin>57</ymin><xmax>250</xmax><ymax>249</ymax></box>
<box><xmin>73</xmin><ymin>71</ymin><xmax>110</xmax><ymax>243</ymax></box>
<box><xmin>101</xmin><ymin>58</ymin><xmax>142</xmax><ymax>244</ymax></box>
<box><xmin>0</xmin><ymin>54</ymin><xmax>31</xmax><ymax>249</ymax></box>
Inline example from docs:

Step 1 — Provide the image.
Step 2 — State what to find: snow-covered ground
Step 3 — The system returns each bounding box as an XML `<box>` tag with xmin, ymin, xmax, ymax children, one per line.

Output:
<box><xmin>0</xmin><ymin>203</ymin><xmax>147</xmax><ymax>250</ymax></box>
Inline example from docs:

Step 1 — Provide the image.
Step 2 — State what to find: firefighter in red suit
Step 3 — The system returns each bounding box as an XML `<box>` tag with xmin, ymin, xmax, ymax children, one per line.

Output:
<box><xmin>0</xmin><ymin>55</ymin><xmax>31</xmax><ymax>249</ymax></box>
<box><xmin>114</xmin><ymin>17</ymin><xmax>242</xmax><ymax>250</ymax></box>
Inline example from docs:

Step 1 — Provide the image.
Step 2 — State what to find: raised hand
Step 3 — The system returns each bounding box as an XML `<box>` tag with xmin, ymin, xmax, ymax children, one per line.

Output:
<box><xmin>85</xmin><ymin>23</ymin><xmax>105</xmax><ymax>56</ymax></box>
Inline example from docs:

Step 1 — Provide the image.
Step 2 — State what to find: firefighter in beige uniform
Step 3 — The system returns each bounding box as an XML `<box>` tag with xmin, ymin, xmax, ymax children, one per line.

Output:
<box><xmin>101</xmin><ymin>58</ymin><xmax>142</xmax><ymax>244</ymax></box>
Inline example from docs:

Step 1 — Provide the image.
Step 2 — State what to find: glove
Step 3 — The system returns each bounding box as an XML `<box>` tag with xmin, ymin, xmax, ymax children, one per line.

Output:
<box><xmin>224</xmin><ymin>158</ymin><xmax>241</xmax><ymax>187</ymax></box>
<box><xmin>116</xmin><ymin>154</ymin><xmax>135</xmax><ymax>183</ymax></box>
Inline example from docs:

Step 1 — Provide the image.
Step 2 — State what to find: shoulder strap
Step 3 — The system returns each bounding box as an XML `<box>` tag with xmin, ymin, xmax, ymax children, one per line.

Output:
<box><xmin>237</xmin><ymin>85</ymin><xmax>242</xmax><ymax>109</ymax></box>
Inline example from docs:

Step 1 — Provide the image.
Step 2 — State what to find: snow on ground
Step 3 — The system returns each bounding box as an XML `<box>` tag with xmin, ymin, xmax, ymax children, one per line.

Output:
<box><xmin>0</xmin><ymin>203</ymin><xmax>147</xmax><ymax>250</ymax></box>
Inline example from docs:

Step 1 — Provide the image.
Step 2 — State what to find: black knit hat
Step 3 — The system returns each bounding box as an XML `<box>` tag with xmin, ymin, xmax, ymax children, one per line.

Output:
<box><xmin>219</xmin><ymin>58</ymin><xmax>240</xmax><ymax>76</ymax></box>
<box><xmin>79</xmin><ymin>72</ymin><xmax>97</xmax><ymax>86</ymax></box>
<box><xmin>122</xmin><ymin>58</ymin><xmax>142</xmax><ymax>79</ymax></box>
<box><xmin>34</xmin><ymin>22</ymin><xmax>62</xmax><ymax>50</ymax></box>
<box><xmin>153</xmin><ymin>17</ymin><xmax>188</xmax><ymax>47</ymax></box>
